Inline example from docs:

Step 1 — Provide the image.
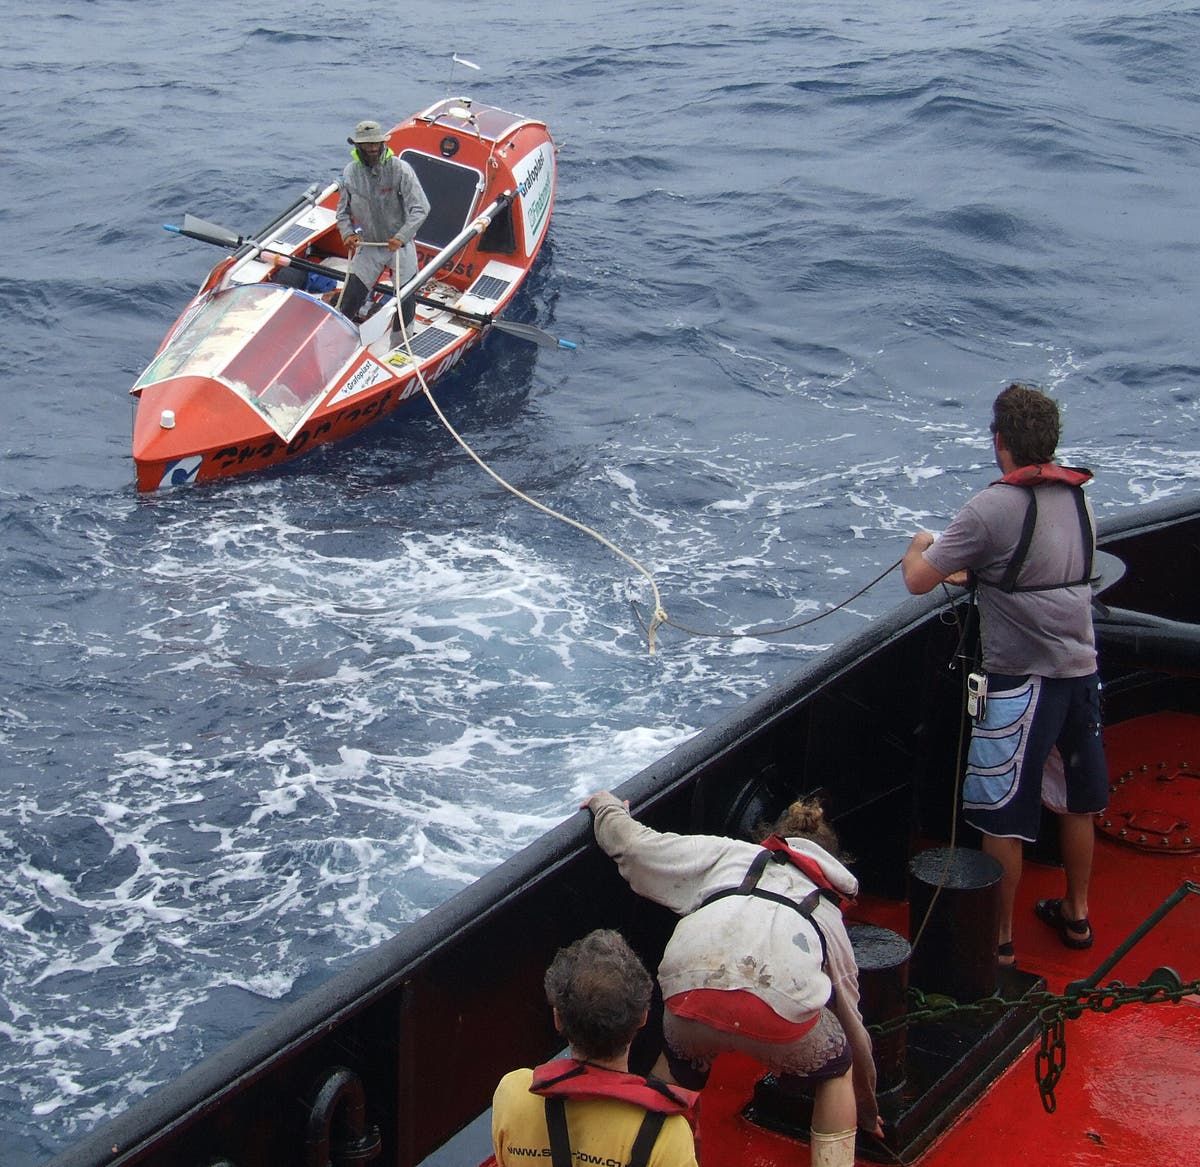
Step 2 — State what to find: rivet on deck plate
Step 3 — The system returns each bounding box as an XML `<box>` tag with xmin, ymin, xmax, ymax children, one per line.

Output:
<box><xmin>1138</xmin><ymin>834</ymin><xmax>1147</xmax><ymax>843</ymax></box>
<box><xmin>1119</xmin><ymin>829</ymin><xmax>1128</xmax><ymax>837</ymax></box>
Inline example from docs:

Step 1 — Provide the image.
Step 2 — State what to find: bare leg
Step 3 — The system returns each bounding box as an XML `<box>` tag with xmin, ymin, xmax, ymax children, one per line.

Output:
<box><xmin>1057</xmin><ymin>811</ymin><xmax>1094</xmax><ymax>921</ymax></box>
<box><xmin>981</xmin><ymin>834</ymin><xmax>1023</xmax><ymax>947</ymax></box>
<box><xmin>811</xmin><ymin>1067</ymin><xmax>856</xmax><ymax>1134</ymax></box>
<box><xmin>811</xmin><ymin>1070</ymin><xmax>857</xmax><ymax>1167</ymax></box>
<box><xmin>650</xmin><ymin>1051</ymin><xmax>678</xmax><ymax>1084</ymax></box>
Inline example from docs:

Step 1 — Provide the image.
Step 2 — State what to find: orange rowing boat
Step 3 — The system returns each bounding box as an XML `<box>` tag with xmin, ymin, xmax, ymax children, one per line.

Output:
<box><xmin>130</xmin><ymin>97</ymin><xmax>560</xmax><ymax>491</ymax></box>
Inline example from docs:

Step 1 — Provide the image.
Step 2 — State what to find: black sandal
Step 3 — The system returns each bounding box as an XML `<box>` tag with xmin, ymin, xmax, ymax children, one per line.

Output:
<box><xmin>1035</xmin><ymin>898</ymin><xmax>1093</xmax><ymax>949</ymax></box>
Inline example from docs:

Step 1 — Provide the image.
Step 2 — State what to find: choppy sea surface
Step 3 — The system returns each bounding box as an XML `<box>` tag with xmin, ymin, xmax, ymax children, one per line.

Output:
<box><xmin>1</xmin><ymin>1</ymin><xmax>1197</xmax><ymax>1162</ymax></box>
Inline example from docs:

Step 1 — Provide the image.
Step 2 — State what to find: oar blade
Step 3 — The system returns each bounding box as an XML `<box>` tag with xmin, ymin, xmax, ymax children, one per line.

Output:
<box><xmin>491</xmin><ymin>318</ymin><xmax>576</xmax><ymax>350</ymax></box>
<box><xmin>178</xmin><ymin>214</ymin><xmax>244</xmax><ymax>248</ymax></box>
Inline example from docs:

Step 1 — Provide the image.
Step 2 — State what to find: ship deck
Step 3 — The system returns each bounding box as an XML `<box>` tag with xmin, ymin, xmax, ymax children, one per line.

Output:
<box><xmin>699</xmin><ymin>710</ymin><xmax>1200</xmax><ymax>1166</ymax></box>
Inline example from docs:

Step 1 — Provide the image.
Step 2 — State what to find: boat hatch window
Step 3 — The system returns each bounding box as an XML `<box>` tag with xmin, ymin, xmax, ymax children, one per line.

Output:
<box><xmin>132</xmin><ymin>285</ymin><xmax>361</xmax><ymax>438</ymax></box>
<box><xmin>401</xmin><ymin>150</ymin><xmax>483</xmax><ymax>249</ymax></box>
<box><xmin>479</xmin><ymin>204</ymin><xmax>516</xmax><ymax>255</ymax></box>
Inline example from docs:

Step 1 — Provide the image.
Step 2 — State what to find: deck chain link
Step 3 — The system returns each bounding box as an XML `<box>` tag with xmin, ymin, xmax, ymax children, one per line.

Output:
<box><xmin>864</xmin><ymin>975</ymin><xmax>1200</xmax><ymax>1112</ymax></box>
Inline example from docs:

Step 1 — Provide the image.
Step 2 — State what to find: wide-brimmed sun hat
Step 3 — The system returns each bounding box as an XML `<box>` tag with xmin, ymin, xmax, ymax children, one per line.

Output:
<box><xmin>348</xmin><ymin>119</ymin><xmax>387</xmax><ymax>144</ymax></box>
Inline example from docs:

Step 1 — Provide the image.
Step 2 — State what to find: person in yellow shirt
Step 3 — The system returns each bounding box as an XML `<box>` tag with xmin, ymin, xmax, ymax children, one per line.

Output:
<box><xmin>491</xmin><ymin>929</ymin><xmax>699</xmax><ymax>1167</ymax></box>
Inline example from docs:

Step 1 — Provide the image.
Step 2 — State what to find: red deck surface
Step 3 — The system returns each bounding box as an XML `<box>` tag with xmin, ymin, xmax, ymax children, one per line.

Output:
<box><xmin>698</xmin><ymin>712</ymin><xmax>1200</xmax><ymax>1165</ymax></box>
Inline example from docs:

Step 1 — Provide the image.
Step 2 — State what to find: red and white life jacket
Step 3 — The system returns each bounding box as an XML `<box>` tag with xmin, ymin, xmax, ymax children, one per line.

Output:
<box><xmin>982</xmin><ymin>463</ymin><xmax>1095</xmax><ymax>594</ymax></box>
<box><xmin>528</xmin><ymin>1058</ymin><xmax>698</xmax><ymax>1167</ymax></box>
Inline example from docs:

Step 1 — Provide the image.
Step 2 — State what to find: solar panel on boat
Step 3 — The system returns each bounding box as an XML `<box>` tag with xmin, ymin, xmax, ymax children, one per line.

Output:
<box><xmin>272</xmin><ymin>223</ymin><xmax>315</xmax><ymax>248</ymax></box>
<box><xmin>404</xmin><ymin>326</ymin><xmax>459</xmax><ymax>359</ymax></box>
<box><xmin>467</xmin><ymin>275</ymin><xmax>511</xmax><ymax>302</ymax></box>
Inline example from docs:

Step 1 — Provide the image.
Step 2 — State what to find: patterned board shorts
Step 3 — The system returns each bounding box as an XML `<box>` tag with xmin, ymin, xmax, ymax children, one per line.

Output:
<box><xmin>661</xmin><ymin>1005</ymin><xmax>851</xmax><ymax>1091</ymax></box>
<box><xmin>962</xmin><ymin>672</ymin><xmax>1109</xmax><ymax>841</ymax></box>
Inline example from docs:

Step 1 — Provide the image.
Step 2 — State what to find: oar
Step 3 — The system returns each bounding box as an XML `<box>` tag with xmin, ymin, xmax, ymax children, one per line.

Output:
<box><xmin>413</xmin><ymin>294</ymin><xmax>576</xmax><ymax>349</ymax></box>
<box><xmin>252</xmin><ymin>181</ymin><xmax>326</xmax><ymax>240</ymax></box>
<box><xmin>165</xmin><ymin>215</ymin><xmax>576</xmax><ymax>349</ymax></box>
<box><xmin>166</xmin><ymin>214</ymin><xmax>258</xmax><ymax>251</ymax></box>
<box><xmin>488</xmin><ymin>319</ymin><xmax>576</xmax><ymax>350</ymax></box>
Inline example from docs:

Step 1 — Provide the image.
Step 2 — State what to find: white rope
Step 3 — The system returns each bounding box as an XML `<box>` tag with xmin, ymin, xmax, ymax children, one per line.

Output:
<box><xmin>335</xmin><ymin>239</ymin><xmax>391</xmax><ymax>313</ymax></box>
<box><xmin>390</xmin><ymin>309</ymin><xmax>669</xmax><ymax>654</ymax></box>
<box><xmin>321</xmin><ymin>171</ymin><xmax>668</xmax><ymax>647</ymax></box>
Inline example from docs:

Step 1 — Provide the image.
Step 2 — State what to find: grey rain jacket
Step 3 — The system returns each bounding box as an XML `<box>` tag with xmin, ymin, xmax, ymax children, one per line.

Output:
<box><xmin>336</xmin><ymin>148</ymin><xmax>430</xmax><ymax>246</ymax></box>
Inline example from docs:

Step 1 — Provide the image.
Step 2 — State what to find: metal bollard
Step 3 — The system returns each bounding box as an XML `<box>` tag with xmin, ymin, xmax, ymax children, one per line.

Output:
<box><xmin>847</xmin><ymin>923</ymin><xmax>911</xmax><ymax>1097</ymax></box>
<box><xmin>908</xmin><ymin>846</ymin><xmax>1003</xmax><ymax>1003</ymax></box>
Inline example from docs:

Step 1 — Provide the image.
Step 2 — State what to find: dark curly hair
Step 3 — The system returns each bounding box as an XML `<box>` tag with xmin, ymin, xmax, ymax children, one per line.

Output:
<box><xmin>543</xmin><ymin>930</ymin><xmax>652</xmax><ymax>1060</ymax></box>
<box><xmin>991</xmin><ymin>382</ymin><xmax>1060</xmax><ymax>466</ymax></box>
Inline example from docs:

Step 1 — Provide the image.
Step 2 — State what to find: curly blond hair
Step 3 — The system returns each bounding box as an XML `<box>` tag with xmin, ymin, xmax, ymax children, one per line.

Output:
<box><xmin>752</xmin><ymin>796</ymin><xmax>848</xmax><ymax>860</ymax></box>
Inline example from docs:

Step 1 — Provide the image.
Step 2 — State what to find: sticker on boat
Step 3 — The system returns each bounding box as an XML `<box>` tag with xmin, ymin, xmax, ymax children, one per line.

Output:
<box><xmin>513</xmin><ymin>142</ymin><xmax>555</xmax><ymax>256</ymax></box>
<box><xmin>328</xmin><ymin>357</ymin><xmax>394</xmax><ymax>405</ymax></box>
<box><xmin>158</xmin><ymin>455</ymin><xmax>203</xmax><ymax>488</ymax></box>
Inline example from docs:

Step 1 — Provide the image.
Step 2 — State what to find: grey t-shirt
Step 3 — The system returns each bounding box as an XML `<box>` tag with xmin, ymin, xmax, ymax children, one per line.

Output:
<box><xmin>924</xmin><ymin>481</ymin><xmax>1097</xmax><ymax>678</ymax></box>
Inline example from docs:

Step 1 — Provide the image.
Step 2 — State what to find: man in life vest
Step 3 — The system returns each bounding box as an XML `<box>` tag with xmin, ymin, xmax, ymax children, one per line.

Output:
<box><xmin>902</xmin><ymin>382</ymin><xmax>1108</xmax><ymax>968</ymax></box>
<box><xmin>335</xmin><ymin>119</ymin><xmax>430</xmax><ymax>328</ymax></box>
<box><xmin>585</xmin><ymin>793</ymin><xmax>881</xmax><ymax>1167</ymax></box>
<box><xmin>490</xmin><ymin>929</ymin><xmax>699</xmax><ymax>1167</ymax></box>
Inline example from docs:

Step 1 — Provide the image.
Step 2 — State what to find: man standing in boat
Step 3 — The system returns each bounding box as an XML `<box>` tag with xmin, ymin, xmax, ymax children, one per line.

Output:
<box><xmin>902</xmin><ymin>382</ymin><xmax>1108</xmax><ymax>968</ymax></box>
<box><xmin>335</xmin><ymin>119</ymin><xmax>430</xmax><ymax>327</ymax></box>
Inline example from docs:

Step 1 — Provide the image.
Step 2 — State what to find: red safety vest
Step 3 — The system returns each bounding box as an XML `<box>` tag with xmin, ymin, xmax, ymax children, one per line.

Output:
<box><xmin>995</xmin><ymin>463</ymin><xmax>1092</xmax><ymax>489</ymax></box>
<box><xmin>759</xmin><ymin>834</ymin><xmax>846</xmax><ymax>899</ymax></box>
<box><xmin>984</xmin><ymin>462</ymin><xmax>1095</xmax><ymax>593</ymax></box>
<box><xmin>529</xmin><ymin>1059</ymin><xmax>698</xmax><ymax>1167</ymax></box>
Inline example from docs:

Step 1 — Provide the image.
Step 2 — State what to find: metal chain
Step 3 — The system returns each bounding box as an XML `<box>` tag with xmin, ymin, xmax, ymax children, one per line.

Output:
<box><xmin>866</xmin><ymin>974</ymin><xmax>1200</xmax><ymax>1111</ymax></box>
<box><xmin>867</xmin><ymin>974</ymin><xmax>1200</xmax><ymax>1037</ymax></box>
<box><xmin>1035</xmin><ymin>1017</ymin><xmax>1068</xmax><ymax>1113</ymax></box>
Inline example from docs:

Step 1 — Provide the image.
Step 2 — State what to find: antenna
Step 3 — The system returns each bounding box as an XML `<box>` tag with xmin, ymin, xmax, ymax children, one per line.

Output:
<box><xmin>447</xmin><ymin>52</ymin><xmax>481</xmax><ymax>91</ymax></box>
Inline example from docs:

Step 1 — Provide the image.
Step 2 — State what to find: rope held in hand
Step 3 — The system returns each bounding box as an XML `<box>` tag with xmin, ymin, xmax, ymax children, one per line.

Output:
<box><xmin>386</xmin><ymin>293</ymin><xmax>908</xmax><ymax>655</ymax></box>
<box><xmin>631</xmin><ymin>558</ymin><xmax>903</xmax><ymax>643</ymax></box>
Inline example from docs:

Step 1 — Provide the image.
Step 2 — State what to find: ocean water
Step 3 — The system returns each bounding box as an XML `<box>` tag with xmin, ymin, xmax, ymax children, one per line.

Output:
<box><xmin>1</xmin><ymin>1</ymin><xmax>1198</xmax><ymax>1162</ymax></box>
